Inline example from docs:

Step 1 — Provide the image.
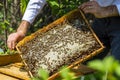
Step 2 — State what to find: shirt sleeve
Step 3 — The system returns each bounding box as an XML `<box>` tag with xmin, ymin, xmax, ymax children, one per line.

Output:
<box><xmin>22</xmin><ymin>0</ymin><xmax>46</xmax><ymax>24</ymax></box>
<box><xmin>116</xmin><ymin>4</ymin><xmax>120</xmax><ymax>15</ymax></box>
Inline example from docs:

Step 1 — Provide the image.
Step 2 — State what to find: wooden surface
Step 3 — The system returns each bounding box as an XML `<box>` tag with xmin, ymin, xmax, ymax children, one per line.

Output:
<box><xmin>0</xmin><ymin>53</ymin><xmax>22</xmax><ymax>66</ymax></box>
<box><xmin>0</xmin><ymin>62</ymin><xmax>95</xmax><ymax>80</ymax></box>
<box><xmin>0</xmin><ymin>73</ymin><xmax>19</xmax><ymax>80</ymax></box>
<box><xmin>0</xmin><ymin>62</ymin><xmax>30</xmax><ymax>80</ymax></box>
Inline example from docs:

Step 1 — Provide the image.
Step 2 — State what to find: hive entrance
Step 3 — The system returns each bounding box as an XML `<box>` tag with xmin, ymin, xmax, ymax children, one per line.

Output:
<box><xmin>16</xmin><ymin>10</ymin><xmax>103</xmax><ymax>77</ymax></box>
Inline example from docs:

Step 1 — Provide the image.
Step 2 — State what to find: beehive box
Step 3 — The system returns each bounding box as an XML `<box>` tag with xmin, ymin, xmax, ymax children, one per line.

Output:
<box><xmin>16</xmin><ymin>9</ymin><xmax>104</xmax><ymax>79</ymax></box>
<box><xmin>0</xmin><ymin>53</ymin><xmax>30</xmax><ymax>80</ymax></box>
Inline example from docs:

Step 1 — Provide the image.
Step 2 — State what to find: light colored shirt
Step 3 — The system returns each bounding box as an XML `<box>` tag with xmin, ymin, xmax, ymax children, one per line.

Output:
<box><xmin>22</xmin><ymin>0</ymin><xmax>46</xmax><ymax>24</ymax></box>
<box><xmin>95</xmin><ymin>0</ymin><xmax>120</xmax><ymax>15</ymax></box>
<box><xmin>22</xmin><ymin>0</ymin><xmax>120</xmax><ymax>24</ymax></box>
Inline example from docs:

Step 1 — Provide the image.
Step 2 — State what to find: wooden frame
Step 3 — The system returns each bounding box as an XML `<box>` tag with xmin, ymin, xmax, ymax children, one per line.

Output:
<box><xmin>16</xmin><ymin>9</ymin><xmax>104</xmax><ymax>80</ymax></box>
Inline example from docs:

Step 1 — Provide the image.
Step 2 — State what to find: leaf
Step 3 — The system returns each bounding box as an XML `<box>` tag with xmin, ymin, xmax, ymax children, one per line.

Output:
<box><xmin>0</xmin><ymin>23</ymin><xmax>6</xmax><ymax>29</ymax></box>
<box><xmin>4</xmin><ymin>20</ymin><xmax>10</xmax><ymax>25</ymax></box>
<box><xmin>48</xmin><ymin>1</ymin><xmax>59</xmax><ymax>15</ymax></box>
<box><xmin>103</xmin><ymin>56</ymin><xmax>114</xmax><ymax>70</ymax></box>
<box><xmin>103</xmin><ymin>56</ymin><xmax>119</xmax><ymax>73</ymax></box>
<box><xmin>20</xmin><ymin>0</ymin><xmax>29</xmax><ymax>14</ymax></box>
<box><xmin>0</xmin><ymin>48</ymin><xmax>4</xmax><ymax>53</ymax></box>
<box><xmin>38</xmin><ymin>69</ymin><xmax>49</xmax><ymax>80</ymax></box>
<box><xmin>60</xmin><ymin>66</ymin><xmax>75</xmax><ymax>80</ymax></box>
<box><xmin>31</xmin><ymin>77</ymin><xmax>39</xmax><ymax>80</ymax></box>
<box><xmin>9</xmin><ymin>27</ymin><xmax>14</xmax><ymax>32</ymax></box>
<box><xmin>88</xmin><ymin>60</ymin><xmax>105</xmax><ymax>72</ymax></box>
<box><xmin>115</xmin><ymin>65</ymin><xmax>120</xmax><ymax>77</ymax></box>
<box><xmin>0</xmin><ymin>3</ymin><xmax>3</xmax><ymax>6</ymax></box>
<box><xmin>49</xmin><ymin>1</ymin><xmax>59</xmax><ymax>7</ymax></box>
<box><xmin>0</xmin><ymin>12</ymin><xmax>3</xmax><ymax>18</ymax></box>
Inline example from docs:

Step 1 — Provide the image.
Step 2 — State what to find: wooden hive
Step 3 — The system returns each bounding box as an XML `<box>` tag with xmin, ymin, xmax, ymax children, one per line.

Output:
<box><xmin>0</xmin><ymin>54</ymin><xmax>30</xmax><ymax>80</ymax></box>
<box><xmin>16</xmin><ymin>9</ymin><xmax>104</xmax><ymax>80</ymax></box>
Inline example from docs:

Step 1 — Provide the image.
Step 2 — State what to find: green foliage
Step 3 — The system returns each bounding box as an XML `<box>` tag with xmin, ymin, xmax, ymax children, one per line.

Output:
<box><xmin>0</xmin><ymin>3</ymin><xmax>3</xmax><ymax>6</ymax></box>
<box><xmin>0</xmin><ymin>19</ymin><xmax>13</xmax><ymax>52</ymax></box>
<box><xmin>0</xmin><ymin>48</ymin><xmax>18</xmax><ymax>55</ymax></box>
<box><xmin>0</xmin><ymin>48</ymin><xmax>4</xmax><ymax>54</ymax></box>
<box><xmin>59</xmin><ymin>66</ymin><xmax>76</xmax><ymax>80</ymax></box>
<box><xmin>0</xmin><ymin>7</ymin><xmax>4</xmax><ymax>34</ymax></box>
<box><xmin>32</xmin><ymin>69</ymin><xmax>49</xmax><ymax>80</ymax></box>
<box><xmin>20</xmin><ymin>0</ymin><xmax>29</xmax><ymax>14</ymax></box>
<box><xmin>86</xmin><ymin>56</ymin><xmax>120</xmax><ymax>80</ymax></box>
<box><xmin>38</xmin><ymin>69</ymin><xmax>49</xmax><ymax>80</ymax></box>
<box><xmin>115</xmin><ymin>65</ymin><xmax>120</xmax><ymax>76</ymax></box>
<box><xmin>0</xmin><ymin>20</ymin><xmax>10</xmax><ymax>30</ymax></box>
<box><xmin>47</xmin><ymin>0</ymin><xmax>82</xmax><ymax>17</ymax></box>
<box><xmin>0</xmin><ymin>12</ymin><xmax>3</xmax><ymax>21</ymax></box>
<box><xmin>0</xmin><ymin>39</ymin><xmax>4</xmax><ymax>47</ymax></box>
<box><xmin>47</xmin><ymin>0</ymin><xmax>60</xmax><ymax>15</ymax></box>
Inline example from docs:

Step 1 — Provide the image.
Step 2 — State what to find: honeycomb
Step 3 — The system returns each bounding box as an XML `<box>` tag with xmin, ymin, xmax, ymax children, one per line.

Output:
<box><xmin>17</xmin><ymin>10</ymin><xmax>102</xmax><ymax>77</ymax></box>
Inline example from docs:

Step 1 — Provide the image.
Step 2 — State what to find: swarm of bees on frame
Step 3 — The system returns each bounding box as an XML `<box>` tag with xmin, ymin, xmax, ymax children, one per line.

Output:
<box><xmin>18</xmin><ymin>17</ymin><xmax>101</xmax><ymax>76</ymax></box>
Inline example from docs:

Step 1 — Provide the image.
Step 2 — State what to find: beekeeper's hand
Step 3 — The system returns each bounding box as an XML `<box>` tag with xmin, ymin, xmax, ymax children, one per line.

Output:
<box><xmin>7</xmin><ymin>32</ymin><xmax>25</xmax><ymax>50</ymax></box>
<box><xmin>79</xmin><ymin>1</ymin><xmax>119</xmax><ymax>18</ymax></box>
<box><xmin>7</xmin><ymin>20</ymin><xmax>30</xmax><ymax>50</ymax></box>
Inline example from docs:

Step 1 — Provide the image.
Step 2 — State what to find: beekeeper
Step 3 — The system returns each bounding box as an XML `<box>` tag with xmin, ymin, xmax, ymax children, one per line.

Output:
<box><xmin>7</xmin><ymin>0</ymin><xmax>120</xmax><ymax>60</ymax></box>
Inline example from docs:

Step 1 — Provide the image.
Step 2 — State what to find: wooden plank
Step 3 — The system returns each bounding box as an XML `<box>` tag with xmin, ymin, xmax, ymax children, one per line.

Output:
<box><xmin>0</xmin><ymin>53</ymin><xmax>22</xmax><ymax>66</ymax></box>
<box><xmin>0</xmin><ymin>63</ymin><xmax>30</xmax><ymax>80</ymax></box>
<box><xmin>0</xmin><ymin>73</ymin><xmax>19</xmax><ymax>80</ymax></box>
